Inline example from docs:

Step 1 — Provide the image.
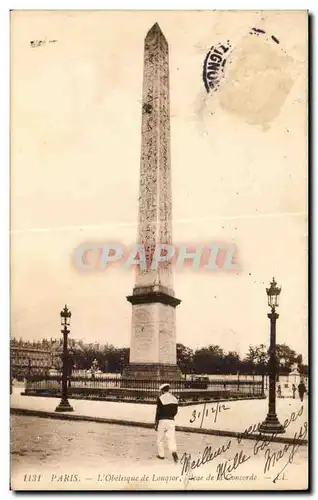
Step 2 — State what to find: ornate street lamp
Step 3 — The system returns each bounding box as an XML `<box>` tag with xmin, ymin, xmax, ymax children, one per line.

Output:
<box><xmin>55</xmin><ymin>305</ymin><xmax>74</xmax><ymax>412</ymax></box>
<box><xmin>259</xmin><ymin>278</ymin><xmax>285</xmax><ymax>434</ymax></box>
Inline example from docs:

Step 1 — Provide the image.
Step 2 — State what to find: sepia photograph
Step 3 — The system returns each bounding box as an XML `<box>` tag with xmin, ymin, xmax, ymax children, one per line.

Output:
<box><xmin>10</xmin><ymin>9</ymin><xmax>308</xmax><ymax>491</ymax></box>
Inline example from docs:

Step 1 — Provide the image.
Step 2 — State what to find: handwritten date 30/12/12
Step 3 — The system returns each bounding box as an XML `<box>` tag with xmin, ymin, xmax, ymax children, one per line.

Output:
<box><xmin>189</xmin><ymin>401</ymin><xmax>230</xmax><ymax>424</ymax></box>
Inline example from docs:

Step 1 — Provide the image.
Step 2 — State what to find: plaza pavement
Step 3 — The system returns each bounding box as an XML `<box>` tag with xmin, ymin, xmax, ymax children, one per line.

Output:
<box><xmin>10</xmin><ymin>386</ymin><xmax>308</xmax><ymax>444</ymax></box>
<box><xmin>11</xmin><ymin>414</ymin><xmax>308</xmax><ymax>491</ymax></box>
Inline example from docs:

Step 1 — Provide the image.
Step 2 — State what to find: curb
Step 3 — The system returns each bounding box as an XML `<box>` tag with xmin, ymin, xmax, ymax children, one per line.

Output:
<box><xmin>11</xmin><ymin>407</ymin><xmax>307</xmax><ymax>446</ymax></box>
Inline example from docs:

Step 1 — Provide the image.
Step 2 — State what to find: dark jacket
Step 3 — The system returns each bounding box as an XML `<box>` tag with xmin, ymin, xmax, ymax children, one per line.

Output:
<box><xmin>298</xmin><ymin>383</ymin><xmax>307</xmax><ymax>395</ymax></box>
<box><xmin>155</xmin><ymin>392</ymin><xmax>178</xmax><ymax>423</ymax></box>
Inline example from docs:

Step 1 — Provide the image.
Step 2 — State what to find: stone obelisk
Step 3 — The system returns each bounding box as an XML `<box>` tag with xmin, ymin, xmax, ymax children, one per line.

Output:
<box><xmin>124</xmin><ymin>23</ymin><xmax>182</xmax><ymax>380</ymax></box>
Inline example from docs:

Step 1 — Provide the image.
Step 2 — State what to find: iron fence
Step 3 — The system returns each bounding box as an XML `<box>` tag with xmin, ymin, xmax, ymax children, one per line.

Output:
<box><xmin>24</xmin><ymin>374</ymin><xmax>264</xmax><ymax>402</ymax></box>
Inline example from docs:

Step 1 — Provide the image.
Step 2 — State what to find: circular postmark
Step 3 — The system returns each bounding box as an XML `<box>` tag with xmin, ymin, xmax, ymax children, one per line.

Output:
<box><xmin>202</xmin><ymin>41</ymin><xmax>232</xmax><ymax>93</ymax></box>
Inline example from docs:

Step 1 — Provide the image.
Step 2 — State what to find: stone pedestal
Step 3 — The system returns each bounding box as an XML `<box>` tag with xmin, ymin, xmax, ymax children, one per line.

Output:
<box><xmin>125</xmin><ymin>286</ymin><xmax>182</xmax><ymax>380</ymax></box>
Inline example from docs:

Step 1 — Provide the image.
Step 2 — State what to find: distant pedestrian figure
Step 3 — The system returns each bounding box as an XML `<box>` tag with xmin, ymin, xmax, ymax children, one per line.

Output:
<box><xmin>277</xmin><ymin>384</ymin><xmax>282</xmax><ymax>398</ymax></box>
<box><xmin>155</xmin><ymin>383</ymin><xmax>178</xmax><ymax>463</ymax></box>
<box><xmin>292</xmin><ymin>384</ymin><xmax>297</xmax><ymax>399</ymax></box>
<box><xmin>298</xmin><ymin>381</ymin><xmax>307</xmax><ymax>402</ymax></box>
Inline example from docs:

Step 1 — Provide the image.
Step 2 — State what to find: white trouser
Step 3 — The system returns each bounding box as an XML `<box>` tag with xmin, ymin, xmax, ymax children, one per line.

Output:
<box><xmin>157</xmin><ymin>419</ymin><xmax>177</xmax><ymax>458</ymax></box>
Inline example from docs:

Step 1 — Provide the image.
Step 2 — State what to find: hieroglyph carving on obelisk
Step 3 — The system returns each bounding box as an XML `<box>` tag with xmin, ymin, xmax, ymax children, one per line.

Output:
<box><xmin>125</xmin><ymin>23</ymin><xmax>181</xmax><ymax>379</ymax></box>
<box><xmin>136</xmin><ymin>22</ymin><xmax>172</xmax><ymax>293</ymax></box>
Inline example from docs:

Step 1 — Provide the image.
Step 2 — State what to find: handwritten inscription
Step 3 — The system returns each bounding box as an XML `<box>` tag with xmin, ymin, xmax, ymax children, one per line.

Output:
<box><xmin>181</xmin><ymin>405</ymin><xmax>307</xmax><ymax>485</ymax></box>
<box><xmin>238</xmin><ymin>404</ymin><xmax>304</xmax><ymax>445</ymax></box>
<box><xmin>216</xmin><ymin>450</ymin><xmax>251</xmax><ymax>480</ymax></box>
<box><xmin>265</xmin><ymin>423</ymin><xmax>308</xmax><ymax>483</ymax></box>
<box><xmin>30</xmin><ymin>39</ymin><xmax>58</xmax><ymax>48</ymax></box>
<box><xmin>180</xmin><ymin>440</ymin><xmax>232</xmax><ymax>476</ymax></box>
<box><xmin>189</xmin><ymin>401</ymin><xmax>230</xmax><ymax>425</ymax></box>
<box><xmin>203</xmin><ymin>41</ymin><xmax>232</xmax><ymax>93</ymax></box>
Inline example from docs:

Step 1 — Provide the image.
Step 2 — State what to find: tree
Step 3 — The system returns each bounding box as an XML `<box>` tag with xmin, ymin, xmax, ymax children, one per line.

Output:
<box><xmin>295</xmin><ymin>353</ymin><xmax>306</xmax><ymax>374</ymax></box>
<box><xmin>223</xmin><ymin>351</ymin><xmax>241</xmax><ymax>374</ymax></box>
<box><xmin>244</xmin><ymin>344</ymin><xmax>268</xmax><ymax>374</ymax></box>
<box><xmin>11</xmin><ymin>335</ymin><xmax>307</xmax><ymax>379</ymax></box>
<box><xmin>104</xmin><ymin>345</ymin><xmax>129</xmax><ymax>373</ymax></box>
<box><xmin>176</xmin><ymin>344</ymin><xmax>194</xmax><ymax>373</ymax></box>
<box><xmin>239</xmin><ymin>359</ymin><xmax>255</xmax><ymax>374</ymax></box>
<box><xmin>300</xmin><ymin>364</ymin><xmax>308</xmax><ymax>376</ymax></box>
<box><xmin>275</xmin><ymin>344</ymin><xmax>297</xmax><ymax>373</ymax></box>
<box><xmin>193</xmin><ymin>345</ymin><xmax>224</xmax><ymax>374</ymax></box>
<box><xmin>118</xmin><ymin>348</ymin><xmax>129</xmax><ymax>372</ymax></box>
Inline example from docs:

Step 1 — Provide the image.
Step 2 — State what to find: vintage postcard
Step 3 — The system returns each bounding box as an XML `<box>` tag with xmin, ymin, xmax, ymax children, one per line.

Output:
<box><xmin>10</xmin><ymin>10</ymin><xmax>308</xmax><ymax>491</ymax></box>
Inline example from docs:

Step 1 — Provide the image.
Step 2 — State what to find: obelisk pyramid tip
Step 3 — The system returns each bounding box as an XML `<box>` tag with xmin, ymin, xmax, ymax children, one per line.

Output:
<box><xmin>145</xmin><ymin>22</ymin><xmax>167</xmax><ymax>42</ymax></box>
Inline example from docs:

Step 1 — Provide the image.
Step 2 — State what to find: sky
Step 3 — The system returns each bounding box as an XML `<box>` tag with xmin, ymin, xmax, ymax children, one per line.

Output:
<box><xmin>11</xmin><ymin>10</ymin><xmax>307</xmax><ymax>359</ymax></box>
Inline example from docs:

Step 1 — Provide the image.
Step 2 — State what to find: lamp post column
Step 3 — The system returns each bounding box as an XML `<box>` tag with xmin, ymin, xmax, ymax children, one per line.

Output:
<box><xmin>55</xmin><ymin>305</ymin><xmax>74</xmax><ymax>412</ymax></box>
<box><xmin>259</xmin><ymin>279</ymin><xmax>285</xmax><ymax>434</ymax></box>
<box><xmin>268</xmin><ymin>310</ymin><xmax>279</xmax><ymax>417</ymax></box>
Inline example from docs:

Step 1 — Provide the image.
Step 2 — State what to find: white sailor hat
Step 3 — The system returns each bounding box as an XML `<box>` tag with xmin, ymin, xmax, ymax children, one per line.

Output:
<box><xmin>159</xmin><ymin>383</ymin><xmax>170</xmax><ymax>391</ymax></box>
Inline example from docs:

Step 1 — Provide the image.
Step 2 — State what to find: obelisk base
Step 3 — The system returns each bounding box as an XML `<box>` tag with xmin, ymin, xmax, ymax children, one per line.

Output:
<box><xmin>122</xmin><ymin>363</ymin><xmax>182</xmax><ymax>380</ymax></box>
<box><xmin>126</xmin><ymin>288</ymin><xmax>182</xmax><ymax>382</ymax></box>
